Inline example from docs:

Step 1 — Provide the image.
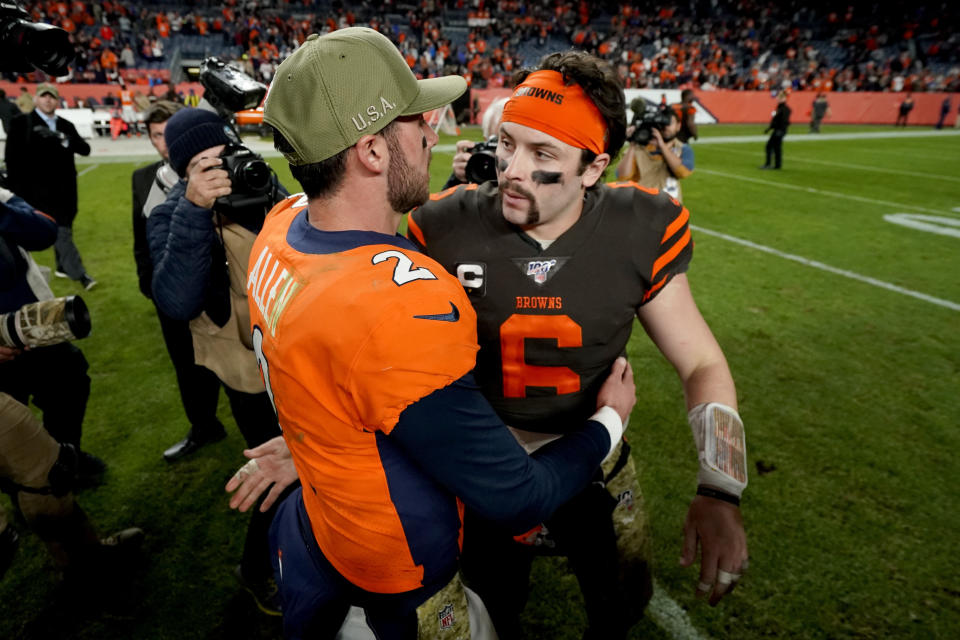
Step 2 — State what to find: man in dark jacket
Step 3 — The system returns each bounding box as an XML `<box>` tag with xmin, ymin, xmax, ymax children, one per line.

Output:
<box><xmin>146</xmin><ymin>107</ymin><xmax>289</xmax><ymax>615</ymax></box>
<box><xmin>761</xmin><ymin>90</ymin><xmax>791</xmax><ymax>170</ymax></box>
<box><xmin>0</xmin><ymin>89</ymin><xmax>20</xmax><ymax>135</ymax></box>
<box><xmin>0</xmin><ymin>185</ymin><xmax>104</xmax><ymax>487</ymax></box>
<box><xmin>3</xmin><ymin>83</ymin><xmax>95</xmax><ymax>290</ymax></box>
<box><xmin>132</xmin><ymin>101</ymin><xmax>226</xmax><ymax>462</ymax></box>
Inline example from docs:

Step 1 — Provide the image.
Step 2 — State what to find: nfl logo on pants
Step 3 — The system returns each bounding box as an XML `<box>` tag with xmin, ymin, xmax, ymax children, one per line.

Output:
<box><xmin>438</xmin><ymin>603</ymin><xmax>455</xmax><ymax>629</ymax></box>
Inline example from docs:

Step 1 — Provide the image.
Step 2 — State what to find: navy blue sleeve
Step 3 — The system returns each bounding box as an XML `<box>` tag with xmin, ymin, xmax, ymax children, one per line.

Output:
<box><xmin>390</xmin><ymin>373</ymin><xmax>611</xmax><ymax>533</ymax></box>
<box><xmin>0</xmin><ymin>196</ymin><xmax>58</xmax><ymax>250</ymax></box>
<box><xmin>146</xmin><ymin>182</ymin><xmax>216</xmax><ymax>321</ymax></box>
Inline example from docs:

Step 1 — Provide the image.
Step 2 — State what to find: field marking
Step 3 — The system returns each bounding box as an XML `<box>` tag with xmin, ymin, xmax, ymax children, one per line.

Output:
<box><xmin>648</xmin><ymin>581</ymin><xmax>712</xmax><ymax>640</ymax></box>
<box><xmin>883</xmin><ymin>214</ymin><xmax>960</xmax><ymax>238</ymax></box>
<box><xmin>77</xmin><ymin>164</ymin><xmax>99</xmax><ymax>177</ymax></box>
<box><xmin>695</xmin><ymin>129</ymin><xmax>960</xmax><ymax>144</ymax></box>
<box><xmin>692</xmin><ymin>224</ymin><xmax>960</xmax><ymax>312</ymax></box>
<box><xmin>697</xmin><ymin>168</ymin><xmax>956</xmax><ymax>216</ymax></box>
<box><xmin>705</xmin><ymin>146</ymin><xmax>960</xmax><ymax>183</ymax></box>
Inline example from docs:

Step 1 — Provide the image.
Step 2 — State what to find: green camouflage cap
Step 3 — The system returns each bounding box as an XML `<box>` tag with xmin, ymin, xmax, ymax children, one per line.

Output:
<box><xmin>265</xmin><ymin>27</ymin><xmax>466</xmax><ymax>165</ymax></box>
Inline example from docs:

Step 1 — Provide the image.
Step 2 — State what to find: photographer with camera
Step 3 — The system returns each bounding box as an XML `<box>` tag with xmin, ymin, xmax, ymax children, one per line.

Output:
<box><xmin>0</xmin><ymin>183</ymin><xmax>105</xmax><ymax>489</ymax></box>
<box><xmin>616</xmin><ymin>102</ymin><xmax>694</xmax><ymax>203</ymax></box>
<box><xmin>146</xmin><ymin>107</ymin><xmax>289</xmax><ymax>615</ymax></box>
<box><xmin>4</xmin><ymin>83</ymin><xmax>96</xmax><ymax>291</ymax></box>
<box><xmin>443</xmin><ymin>96</ymin><xmax>509</xmax><ymax>189</ymax></box>
<box><xmin>132</xmin><ymin>100</ymin><xmax>228</xmax><ymax>463</ymax></box>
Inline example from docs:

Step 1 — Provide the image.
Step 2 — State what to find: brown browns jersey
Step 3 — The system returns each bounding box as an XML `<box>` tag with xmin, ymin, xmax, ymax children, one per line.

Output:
<box><xmin>408</xmin><ymin>181</ymin><xmax>692</xmax><ymax>434</ymax></box>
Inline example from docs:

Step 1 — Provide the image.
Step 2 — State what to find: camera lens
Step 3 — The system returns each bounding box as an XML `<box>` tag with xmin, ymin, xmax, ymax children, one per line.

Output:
<box><xmin>0</xmin><ymin>19</ymin><xmax>73</xmax><ymax>76</ymax></box>
<box><xmin>238</xmin><ymin>160</ymin><xmax>271</xmax><ymax>193</ymax></box>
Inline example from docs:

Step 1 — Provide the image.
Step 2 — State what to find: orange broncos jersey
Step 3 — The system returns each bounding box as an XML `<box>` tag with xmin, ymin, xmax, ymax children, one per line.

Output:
<box><xmin>247</xmin><ymin>194</ymin><xmax>479</xmax><ymax>594</ymax></box>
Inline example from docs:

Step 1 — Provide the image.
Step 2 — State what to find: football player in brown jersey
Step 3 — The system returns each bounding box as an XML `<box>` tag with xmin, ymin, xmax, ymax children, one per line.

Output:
<box><xmin>407</xmin><ymin>51</ymin><xmax>749</xmax><ymax>640</ymax></box>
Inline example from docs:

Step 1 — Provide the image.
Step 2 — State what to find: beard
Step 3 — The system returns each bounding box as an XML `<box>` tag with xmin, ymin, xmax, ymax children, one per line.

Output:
<box><xmin>498</xmin><ymin>180</ymin><xmax>540</xmax><ymax>225</ymax></box>
<box><xmin>385</xmin><ymin>130</ymin><xmax>430</xmax><ymax>213</ymax></box>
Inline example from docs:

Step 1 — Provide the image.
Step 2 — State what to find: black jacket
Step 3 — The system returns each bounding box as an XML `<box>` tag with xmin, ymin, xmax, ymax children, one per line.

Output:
<box><xmin>0</xmin><ymin>99</ymin><xmax>19</xmax><ymax>135</ymax></box>
<box><xmin>131</xmin><ymin>160</ymin><xmax>163</xmax><ymax>298</ymax></box>
<box><xmin>3</xmin><ymin>111</ymin><xmax>91</xmax><ymax>225</ymax></box>
<box><xmin>767</xmin><ymin>103</ymin><xmax>792</xmax><ymax>135</ymax></box>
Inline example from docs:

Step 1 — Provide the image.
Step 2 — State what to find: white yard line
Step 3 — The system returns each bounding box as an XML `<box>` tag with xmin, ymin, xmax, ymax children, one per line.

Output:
<box><xmin>648</xmin><ymin>581</ymin><xmax>712</xmax><ymax>640</ymax></box>
<box><xmin>691</xmin><ymin>224</ymin><xmax>960</xmax><ymax>312</ymax></box>
<box><xmin>694</xmin><ymin>130</ymin><xmax>960</xmax><ymax>144</ymax></box>
<box><xmin>697</xmin><ymin>168</ymin><xmax>957</xmax><ymax>216</ymax></box>
<box><xmin>705</xmin><ymin>146</ymin><xmax>960</xmax><ymax>183</ymax></box>
<box><xmin>77</xmin><ymin>163</ymin><xmax>99</xmax><ymax>177</ymax></box>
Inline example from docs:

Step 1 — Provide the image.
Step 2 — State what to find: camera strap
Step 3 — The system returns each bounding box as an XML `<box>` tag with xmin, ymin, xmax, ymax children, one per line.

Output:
<box><xmin>20</xmin><ymin>248</ymin><xmax>54</xmax><ymax>303</ymax></box>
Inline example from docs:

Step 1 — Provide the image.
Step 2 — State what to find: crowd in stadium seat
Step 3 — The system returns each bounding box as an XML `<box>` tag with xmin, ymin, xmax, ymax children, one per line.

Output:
<box><xmin>3</xmin><ymin>0</ymin><xmax>957</xmax><ymax>93</ymax></box>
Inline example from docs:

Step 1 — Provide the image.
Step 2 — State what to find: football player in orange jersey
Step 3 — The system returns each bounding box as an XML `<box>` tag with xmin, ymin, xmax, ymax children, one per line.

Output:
<box><xmin>407</xmin><ymin>52</ymin><xmax>748</xmax><ymax>639</ymax></box>
<box><xmin>232</xmin><ymin>28</ymin><xmax>638</xmax><ymax>640</ymax></box>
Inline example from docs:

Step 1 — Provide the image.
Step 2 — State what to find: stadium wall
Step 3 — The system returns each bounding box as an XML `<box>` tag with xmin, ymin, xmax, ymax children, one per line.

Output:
<box><xmin>3</xmin><ymin>82</ymin><xmax>954</xmax><ymax>128</ymax></box>
<box><xmin>0</xmin><ymin>81</ymin><xmax>205</xmax><ymax>107</ymax></box>
<box><xmin>472</xmin><ymin>89</ymin><xmax>958</xmax><ymax>127</ymax></box>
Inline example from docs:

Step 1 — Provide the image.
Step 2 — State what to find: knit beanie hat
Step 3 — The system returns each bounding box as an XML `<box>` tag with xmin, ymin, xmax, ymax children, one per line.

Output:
<box><xmin>164</xmin><ymin>108</ymin><xmax>238</xmax><ymax>176</ymax></box>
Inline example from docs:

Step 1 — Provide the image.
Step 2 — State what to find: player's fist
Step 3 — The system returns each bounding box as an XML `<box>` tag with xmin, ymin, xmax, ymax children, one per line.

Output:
<box><xmin>596</xmin><ymin>356</ymin><xmax>636</xmax><ymax>425</ymax></box>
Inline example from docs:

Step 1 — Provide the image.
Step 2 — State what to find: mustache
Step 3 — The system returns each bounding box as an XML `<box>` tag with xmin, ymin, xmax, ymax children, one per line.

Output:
<box><xmin>498</xmin><ymin>181</ymin><xmax>536</xmax><ymax>202</ymax></box>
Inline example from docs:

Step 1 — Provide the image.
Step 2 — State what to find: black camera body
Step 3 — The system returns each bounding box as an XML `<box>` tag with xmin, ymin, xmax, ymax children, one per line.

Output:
<box><xmin>465</xmin><ymin>136</ymin><xmax>499</xmax><ymax>184</ymax></box>
<box><xmin>193</xmin><ymin>56</ymin><xmax>276</xmax><ymax>228</ymax></box>
<box><xmin>629</xmin><ymin>106</ymin><xmax>673</xmax><ymax>146</ymax></box>
<box><xmin>212</xmin><ymin>143</ymin><xmax>274</xmax><ymax>229</ymax></box>
<box><xmin>0</xmin><ymin>1</ymin><xmax>73</xmax><ymax>76</ymax></box>
<box><xmin>199</xmin><ymin>57</ymin><xmax>267</xmax><ymax>117</ymax></box>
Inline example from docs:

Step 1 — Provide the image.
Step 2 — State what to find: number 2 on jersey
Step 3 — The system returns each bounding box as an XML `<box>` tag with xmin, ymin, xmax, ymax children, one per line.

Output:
<box><xmin>500</xmin><ymin>314</ymin><xmax>582</xmax><ymax>397</ymax></box>
<box><xmin>372</xmin><ymin>250</ymin><xmax>438</xmax><ymax>285</ymax></box>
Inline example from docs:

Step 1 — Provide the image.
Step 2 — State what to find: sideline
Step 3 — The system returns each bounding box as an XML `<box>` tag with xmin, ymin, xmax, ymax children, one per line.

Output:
<box><xmin>691</xmin><ymin>224</ymin><xmax>960</xmax><ymax>312</ymax></box>
<box><xmin>696</xmin><ymin>168</ymin><xmax>956</xmax><ymax>216</ymax></box>
<box><xmin>77</xmin><ymin>163</ymin><xmax>99</xmax><ymax>177</ymax></box>
<box><xmin>705</xmin><ymin>145</ymin><xmax>960</xmax><ymax>183</ymax></box>
<box><xmin>694</xmin><ymin>129</ymin><xmax>960</xmax><ymax>145</ymax></box>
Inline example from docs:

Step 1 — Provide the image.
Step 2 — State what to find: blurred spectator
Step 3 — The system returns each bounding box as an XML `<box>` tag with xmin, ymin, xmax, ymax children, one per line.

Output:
<box><xmin>4</xmin><ymin>83</ymin><xmax>96</xmax><ymax>290</ymax></box>
<box><xmin>810</xmin><ymin>93</ymin><xmax>831</xmax><ymax>133</ymax></box>
<box><xmin>761</xmin><ymin>91</ymin><xmax>792</xmax><ymax>170</ymax></box>
<box><xmin>896</xmin><ymin>93</ymin><xmax>914</xmax><ymax>126</ymax></box>
<box><xmin>674</xmin><ymin>89</ymin><xmax>698</xmax><ymax>142</ymax></box>
<box><xmin>935</xmin><ymin>96</ymin><xmax>951</xmax><ymax>129</ymax></box>
<box><xmin>120</xmin><ymin>44</ymin><xmax>136</xmax><ymax>69</ymax></box>
<box><xmin>15</xmin><ymin>88</ymin><xmax>33</xmax><ymax>114</ymax></box>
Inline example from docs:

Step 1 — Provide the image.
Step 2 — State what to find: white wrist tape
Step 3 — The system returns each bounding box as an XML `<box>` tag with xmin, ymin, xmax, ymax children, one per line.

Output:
<box><xmin>688</xmin><ymin>402</ymin><xmax>748</xmax><ymax>497</ymax></box>
<box><xmin>590</xmin><ymin>406</ymin><xmax>624</xmax><ymax>463</ymax></box>
<box><xmin>0</xmin><ymin>187</ymin><xmax>14</xmax><ymax>204</ymax></box>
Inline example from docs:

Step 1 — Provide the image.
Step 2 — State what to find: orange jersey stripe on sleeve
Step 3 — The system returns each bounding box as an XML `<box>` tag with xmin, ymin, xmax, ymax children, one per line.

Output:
<box><xmin>641</xmin><ymin>273</ymin><xmax>669</xmax><ymax>303</ymax></box>
<box><xmin>651</xmin><ymin>226</ymin><xmax>691</xmax><ymax>283</ymax></box>
<box><xmin>661</xmin><ymin>206</ymin><xmax>690</xmax><ymax>244</ymax></box>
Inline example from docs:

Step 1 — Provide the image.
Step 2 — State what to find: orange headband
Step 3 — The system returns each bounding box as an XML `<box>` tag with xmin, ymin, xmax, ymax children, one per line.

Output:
<box><xmin>501</xmin><ymin>70</ymin><xmax>607</xmax><ymax>155</ymax></box>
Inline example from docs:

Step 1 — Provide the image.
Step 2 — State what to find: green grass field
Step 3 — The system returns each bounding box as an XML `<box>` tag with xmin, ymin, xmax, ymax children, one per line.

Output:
<box><xmin>2</xmin><ymin>124</ymin><xmax>959</xmax><ymax>639</ymax></box>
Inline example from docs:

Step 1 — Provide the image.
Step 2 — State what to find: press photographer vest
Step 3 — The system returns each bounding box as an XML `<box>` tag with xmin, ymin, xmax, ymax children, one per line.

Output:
<box><xmin>189</xmin><ymin>217</ymin><xmax>263</xmax><ymax>393</ymax></box>
<box><xmin>624</xmin><ymin>140</ymin><xmax>684</xmax><ymax>203</ymax></box>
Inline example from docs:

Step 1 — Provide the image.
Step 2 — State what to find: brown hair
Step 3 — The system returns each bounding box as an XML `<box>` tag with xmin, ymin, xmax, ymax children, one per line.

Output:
<box><xmin>143</xmin><ymin>100</ymin><xmax>185</xmax><ymax>126</ymax></box>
